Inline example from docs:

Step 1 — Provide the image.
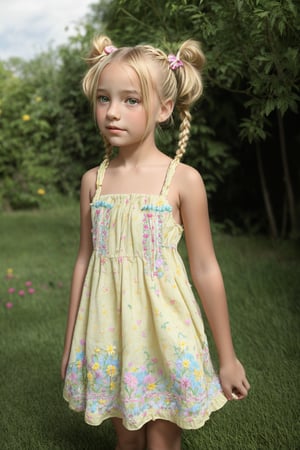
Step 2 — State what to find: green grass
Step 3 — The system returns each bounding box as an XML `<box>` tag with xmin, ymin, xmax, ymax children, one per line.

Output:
<box><xmin>0</xmin><ymin>205</ymin><xmax>299</xmax><ymax>449</ymax></box>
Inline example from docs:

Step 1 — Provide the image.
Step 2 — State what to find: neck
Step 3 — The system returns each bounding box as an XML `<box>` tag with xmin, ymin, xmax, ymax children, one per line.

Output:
<box><xmin>115</xmin><ymin>140</ymin><xmax>161</xmax><ymax>167</ymax></box>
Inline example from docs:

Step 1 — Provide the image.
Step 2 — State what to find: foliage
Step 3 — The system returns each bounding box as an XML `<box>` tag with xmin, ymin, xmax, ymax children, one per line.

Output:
<box><xmin>99</xmin><ymin>0</ymin><xmax>239</xmax><ymax>194</ymax></box>
<box><xmin>0</xmin><ymin>56</ymin><xmax>59</xmax><ymax>208</ymax></box>
<box><xmin>100</xmin><ymin>0</ymin><xmax>300</xmax><ymax>235</ymax></box>
<box><xmin>0</xmin><ymin>0</ymin><xmax>299</xmax><ymax>236</ymax></box>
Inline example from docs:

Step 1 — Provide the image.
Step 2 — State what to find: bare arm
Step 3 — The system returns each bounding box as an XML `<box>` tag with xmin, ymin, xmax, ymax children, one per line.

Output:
<box><xmin>61</xmin><ymin>169</ymin><xmax>96</xmax><ymax>379</ymax></box>
<box><xmin>178</xmin><ymin>165</ymin><xmax>250</xmax><ymax>400</ymax></box>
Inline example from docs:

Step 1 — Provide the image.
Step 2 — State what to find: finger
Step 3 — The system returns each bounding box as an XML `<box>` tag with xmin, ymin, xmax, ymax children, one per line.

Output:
<box><xmin>243</xmin><ymin>378</ymin><xmax>251</xmax><ymax>390</ymax></box>
<box><xmin>234</xmin><ymin>383</ymin><xmax>249</xmax><ymax>398</ymax></box>
<box><xmin>221</xmin><ymin>384</ymin><xmax>233</xmax><ymax>400</ymax></box>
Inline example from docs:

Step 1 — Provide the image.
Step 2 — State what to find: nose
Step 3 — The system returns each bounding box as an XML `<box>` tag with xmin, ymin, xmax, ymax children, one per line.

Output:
<box><xmin>106</xmin><ymin>101</ymin><xmax>120</xmax><ymax>120</ymax></box>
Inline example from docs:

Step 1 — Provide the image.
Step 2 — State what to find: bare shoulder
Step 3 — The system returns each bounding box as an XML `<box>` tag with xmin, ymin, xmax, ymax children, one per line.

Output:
<box><xmin>82</xmin><ymin>166</ymin><xmax>98</xmax><ymax>184</ymax></box>
<box><xmin>175</xmin><ymin>162</ymin><xmax>206</xmax><ymax>200</ymax></box>
<box><xmin>81</xmin><ymin>166</ymin><xmax>99</xmax><ymax>200</ymax></box>
<box><xmin>176</xmin><ymin>162</ymin><xmax>203</xmax><ymax>182</ymax></box>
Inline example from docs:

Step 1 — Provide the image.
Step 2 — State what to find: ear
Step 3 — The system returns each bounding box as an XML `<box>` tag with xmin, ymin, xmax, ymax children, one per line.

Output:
<box><xmin>158</xmin><ymin>99</ymin><xmax>174</xmax><ymax>123</ymax></box>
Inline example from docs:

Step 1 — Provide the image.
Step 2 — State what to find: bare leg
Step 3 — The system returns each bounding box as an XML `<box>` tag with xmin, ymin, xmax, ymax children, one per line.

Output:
<box><xmin>146</xmin><ymin>419</ymin><xmax>182</xmax><ymax>450</ymax></box>
<box><xmin>112</xmin><ymin>418</ymin><xmax>146</xmax><ymax>450</ymax></box>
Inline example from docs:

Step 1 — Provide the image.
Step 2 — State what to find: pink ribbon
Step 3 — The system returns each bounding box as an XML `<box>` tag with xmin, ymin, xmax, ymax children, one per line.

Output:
<box><xmin>167</xmin><ymin>53</ymin><xmax>183</xmax><ymax>70</ymax></box>
<box><xmin>104</xmin><ymin>45</ymin><xmax>118</xmax><ymax>55</ymax></box>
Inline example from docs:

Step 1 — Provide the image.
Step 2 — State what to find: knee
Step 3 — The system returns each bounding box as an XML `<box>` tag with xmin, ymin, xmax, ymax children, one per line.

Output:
<box><xmin>116</xmin><ymin>439</ymin><xmax>145</xmax><ymax>450</ymax></box>
<box><xmin>146</xmin><ymin>419</ymin><xmax>182</xmax><ymax>450</ymax></box>
<box><xmin>112</xmin><ymin>418</ymin><xmax>146</xmax><ymax>450</ymax></box>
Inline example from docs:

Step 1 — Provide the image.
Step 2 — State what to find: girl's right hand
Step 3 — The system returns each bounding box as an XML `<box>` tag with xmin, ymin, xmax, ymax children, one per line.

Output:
<box><xmin>219</xmin><ymin>358</ymin><xmax>250</xmax><ymax>401</ymax></box>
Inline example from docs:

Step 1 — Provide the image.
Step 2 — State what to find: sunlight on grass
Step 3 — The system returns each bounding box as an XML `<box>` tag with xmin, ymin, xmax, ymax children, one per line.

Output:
<box><xmin>1</xmin><ymin>205</ymin><xmax>299</xmax><ymax>449</ymax></box>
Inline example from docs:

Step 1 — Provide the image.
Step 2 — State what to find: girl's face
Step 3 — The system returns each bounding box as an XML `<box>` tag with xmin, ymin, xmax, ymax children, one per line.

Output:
<box><xmin>96</xmin><ymin>62</ymin><xmax>165</xmax><ymax>150</ymax></box>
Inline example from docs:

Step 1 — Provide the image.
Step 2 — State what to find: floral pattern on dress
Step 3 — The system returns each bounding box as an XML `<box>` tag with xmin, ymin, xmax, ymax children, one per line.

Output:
<box><xmin>64</xmin><ymin>336</ymin><xmax>223</xmax><ymax>428</ymax></box>
<box><xmin>64</xmin><ymin>160</ymin><xmax>227</xmax><ymax>430</ymax></box>
<box><xmin>141</xmin><ymin>201</ymin><xmax>171</xmax><ymax>278</ymax></box>
<box><xmin>91</xmin><ymin>201</ymin><xmax>113</xmax><ymax>256</ymax></box>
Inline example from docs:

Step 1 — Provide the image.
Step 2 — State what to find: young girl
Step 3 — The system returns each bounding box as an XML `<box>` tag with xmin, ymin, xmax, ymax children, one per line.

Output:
<box><xmin>61</xmin><ymin>35</ymin><xmax>250</xmax><ymax>450</ymax></box>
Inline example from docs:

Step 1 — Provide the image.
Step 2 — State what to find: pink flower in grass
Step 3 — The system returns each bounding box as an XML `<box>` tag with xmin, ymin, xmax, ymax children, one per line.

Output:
<box><xmin>6</xmin><ymin>302</ymin><xmax>13</xmax><ymax>309</ymax></box>
<box><xmin>8</xmin><ymin>288</ymin><xmax>15</xmax><ymax>294</ymax></box>
<box><xmin>28</xmin><ymin>288</ymin><xmax>35</xmax><ymax>294</ymax></box>
<box><xmin>25</xmin><ymin>281</ymin><xmax>32</xmax><ymax>287</ymax></box>
<box><xmin>18</xmin><ymin>290</ymin><xmax>25</xmax><ymax>296</ymax></box>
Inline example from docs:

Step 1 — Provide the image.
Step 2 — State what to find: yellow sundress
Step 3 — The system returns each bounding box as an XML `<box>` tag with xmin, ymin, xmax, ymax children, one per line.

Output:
<box><xmin>63</xmin><ymin>158</ymin><xmax>227</xmax><ymax>430</ymax></box>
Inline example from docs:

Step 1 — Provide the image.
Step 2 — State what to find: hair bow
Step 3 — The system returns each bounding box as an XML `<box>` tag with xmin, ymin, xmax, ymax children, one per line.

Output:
<box><xmin>167</xmin><ymin>53</ymin><xmax>183</xmax><ymax>70</ymax></box>
<box><xmin>104</xmin><ymin>45</ymin><xmax>118</xmax><ymax>55</ymax></box>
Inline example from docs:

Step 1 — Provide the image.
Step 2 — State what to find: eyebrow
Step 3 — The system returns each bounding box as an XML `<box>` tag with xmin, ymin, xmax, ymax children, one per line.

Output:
<box><xmin>97</xmin><ymin>88</ymin><xmax>141</xmax><ymax>96</ymax></box>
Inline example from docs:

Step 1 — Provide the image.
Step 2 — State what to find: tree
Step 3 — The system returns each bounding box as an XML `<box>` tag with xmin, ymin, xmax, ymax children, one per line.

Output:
<box><xmin>175</xmin><ymin>0</ymin><xmax>300</xmax><ymax>237</ymax></box>
<box><xmin>97</xmin><ymin>0</ymin><xmax>300</xmax><ymax>237</ymax></box>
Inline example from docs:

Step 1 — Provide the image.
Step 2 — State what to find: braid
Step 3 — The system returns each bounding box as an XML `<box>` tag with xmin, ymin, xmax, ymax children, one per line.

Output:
<box><xmin>82</xmin><ymin>35</ymin><xmax>205</xmax><ymax>165</ymax></box>
<box><xmin>175</xmin><ymin>110</ymin><xmax>192</xmax><ymax>162</ymax></box>
<box><xmin>102</xmin><ymin>136</ymin><xmax>113</xmax><ymax>161</ymax></box>
<box><xmin>171</xmin><ymin>39</ymin><xmax>204</xmax><ymax>162</ymax></box>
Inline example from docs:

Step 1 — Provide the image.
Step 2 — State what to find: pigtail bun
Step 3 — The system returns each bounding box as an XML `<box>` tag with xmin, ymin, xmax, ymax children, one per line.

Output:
<box><xmin>83</xmin><ymin>35</ymin><xmax>116</xmax><ymax>161</ymax></box>
<box><xmin>83</xmin><ymin>35</ymin><xmax>115</xmax><ymax>101</ymax></box>
<box><xmin>86</xmin><ymin>35</ymin><xmax>114</xmax><ymax>66</ymax></box>
<box><xmin>173</xmin><ymin>39</ymin><xmax>205</xmax><ymax>161</ymax></box>
<box><xmin>176</xmin><ymin>39</ymin><xmax>205</xmax><ymax>108</ymax></box>
<box><xmin>81</xmin><ymin>34</ymin><xmax>205</xmax><ymax>163</ymax></box>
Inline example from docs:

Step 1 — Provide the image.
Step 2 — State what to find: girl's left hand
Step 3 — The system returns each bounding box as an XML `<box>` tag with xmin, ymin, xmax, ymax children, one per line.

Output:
<box><xmin>219</xmin><ymin>358</ymin><xmax>250</xmax><ymax>400</ymax></box>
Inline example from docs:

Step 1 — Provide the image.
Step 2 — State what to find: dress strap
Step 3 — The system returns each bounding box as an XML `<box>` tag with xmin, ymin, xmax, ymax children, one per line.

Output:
<box><xmin>160</xmin><ymin>158</ymin><xmax>180</xmax><ymax>196</ymax></box>
<box><xmin>96</xmin><ymin>159</ymin><xmax>109</xmax><ymax>194</ymax></box>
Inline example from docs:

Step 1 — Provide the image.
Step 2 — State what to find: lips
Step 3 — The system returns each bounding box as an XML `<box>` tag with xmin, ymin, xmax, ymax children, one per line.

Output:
<box><xmin>106</xmin><ymin>125</ymin><xmax>124</xmax><ymax>131</ymax></box>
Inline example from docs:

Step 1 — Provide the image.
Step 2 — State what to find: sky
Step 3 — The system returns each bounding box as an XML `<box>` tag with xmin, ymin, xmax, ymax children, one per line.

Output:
<box><xmin>0</xmin><ymin>0</ymin><xmax>94</xmax><ymax>60</ymax></box>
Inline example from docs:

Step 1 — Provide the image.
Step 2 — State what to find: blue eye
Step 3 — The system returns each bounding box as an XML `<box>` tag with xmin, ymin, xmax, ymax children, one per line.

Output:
<box><xmin>98</xmin><ymin>95</ymin><xmax>109</xmax><ymax>103</ymax></box>
<box><xmin>127</xmin><ymin>98</ymin><xmax>139</xmax><ymax>105</ymax></box>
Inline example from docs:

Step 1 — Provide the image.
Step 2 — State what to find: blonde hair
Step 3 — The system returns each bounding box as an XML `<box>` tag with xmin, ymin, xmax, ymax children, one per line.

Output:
<box><xmin>82</xmin><ymin>35</ymin><xmax>205</xmax><ymax>161</ymax></box>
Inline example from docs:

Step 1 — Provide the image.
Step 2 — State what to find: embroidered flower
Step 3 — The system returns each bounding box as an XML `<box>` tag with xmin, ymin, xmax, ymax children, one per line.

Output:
<box><xmin>87</xmin><ymin>372</ymin><xmax>93</xmax><ymax>381</ymax></box>
<box><xmin>124</xmin><ymin>373</ymin><xmax>138</xmax><ymax>388</ymax></box>
<box><xmin>106</xmin><ymin>345</ymin><xmax>116</xmax><ymax>355</ymax></box>
<box><xmin>182</xmin><ymin>359</ymin><xmax>190</xmax><ymax>368</ymax></box>
<box><xmin>64</xmin><ymin>339</ymin><xmax>224</xmax><ymax>427</ymax></box>
<box><xmin>106</xmin><ymin>365</ymin><xmax>117</xmax><ymax>377</ymax></box>
<box><xmin>92</xmin><ymin>201</ymin><xmax>113</xmax><ymax>255</ymax></box>
<box><xmin>92</xmin><ymin>362</ymin><xmax>100</xmax><ymax>371</ymax></box>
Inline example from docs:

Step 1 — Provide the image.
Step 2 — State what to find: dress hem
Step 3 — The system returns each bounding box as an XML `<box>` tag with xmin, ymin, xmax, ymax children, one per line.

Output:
<box><xmin>63</xmin><ymin>392</ymin><xmax>227</xmax><ymax>431</ymax></box>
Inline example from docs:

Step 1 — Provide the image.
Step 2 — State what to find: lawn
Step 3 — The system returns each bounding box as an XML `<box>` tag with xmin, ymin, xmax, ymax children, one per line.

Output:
<box><xmin>0</xmin><ymin>204</ymin><xmax>299</xmax><ymax>449</ymax></box>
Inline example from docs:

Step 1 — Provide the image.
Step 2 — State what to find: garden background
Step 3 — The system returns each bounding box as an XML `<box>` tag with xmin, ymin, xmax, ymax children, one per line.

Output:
<box><xmin>0</xmin><ymin>0</ymin><xmax>299</xmax><ymax>449</ymax></box>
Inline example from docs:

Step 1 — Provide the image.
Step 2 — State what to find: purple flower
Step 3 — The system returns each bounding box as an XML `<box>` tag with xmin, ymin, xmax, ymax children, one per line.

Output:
<box><xmin>180</xmin><ymin>377</ymin><xmax>191</xmax><ymax>389</ymax></box>
<box><xmin>124</xmin><ymin>373</ymin><xmax>138</xmax><ymax>388</ymax></box>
